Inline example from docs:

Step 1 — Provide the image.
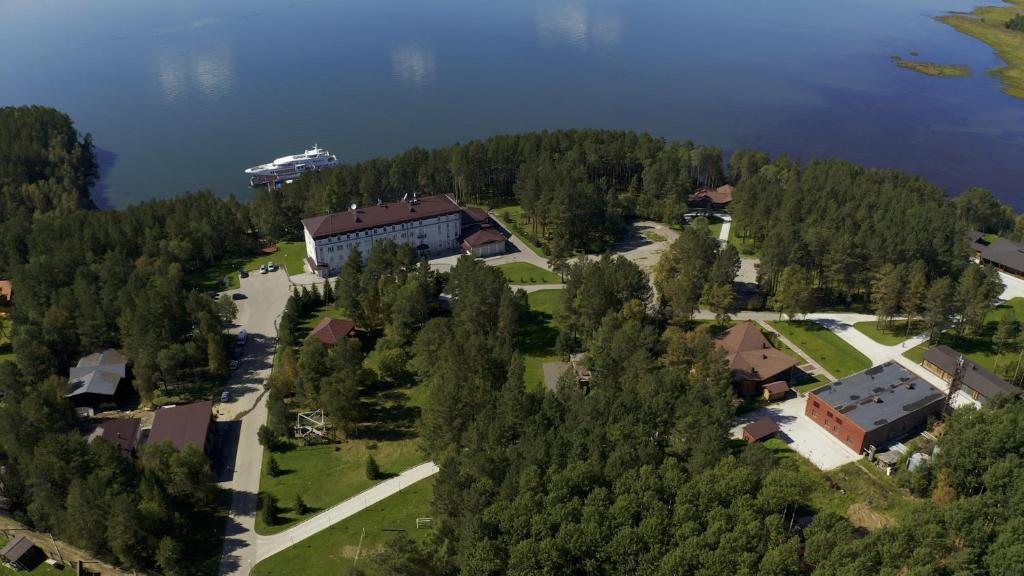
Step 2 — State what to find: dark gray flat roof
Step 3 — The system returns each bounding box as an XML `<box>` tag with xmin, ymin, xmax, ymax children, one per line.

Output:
<box><xmin>811</xmin><ymin>361</ymin><xmax>944</xmax><ymax>433</ymax></box>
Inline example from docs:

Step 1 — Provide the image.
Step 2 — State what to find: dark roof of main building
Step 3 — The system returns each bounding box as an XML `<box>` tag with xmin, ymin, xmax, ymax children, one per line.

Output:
<box><xmin>149</xmin><ymin>400</ymin><xmax>212</xmax><ymax>450</ymax></box>
<box><xmin>975</xmin><ymin>236</ymin><xmax>1024</xmax><ymax>274</ymax></box>
<box><xmin>810</xmin><ymin>361</ymin><xmax>945</xmax><ymax>433</ymax></box>
<box><xmin>302</xmin><ymin>195</ymin><xmax>462</xmax><ymax>239</ymax></box>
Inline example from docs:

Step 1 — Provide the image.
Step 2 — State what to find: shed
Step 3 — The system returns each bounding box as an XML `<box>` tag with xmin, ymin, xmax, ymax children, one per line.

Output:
<box><xmin>742</xmin><ymin>416</ymin><xmax>779</xmax><ymax>443</ymax></box>
<box><xmin>462</xmin><ymin>226</ymin><xmax>507</xmax><ymax>258</ymax></box>
<box><xmin>0</xmin><ymin>536</ymin><xmax>46</xmax><ymax>570</ymax></box>
<box><xmin>762</xmin><ymin>380</ymin><xmax>790</xmax><ymax>401</ymax></box>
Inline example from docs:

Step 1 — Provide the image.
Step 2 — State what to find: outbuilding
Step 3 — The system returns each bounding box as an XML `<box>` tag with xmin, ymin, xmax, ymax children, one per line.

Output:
<box><xmin>742</xmin><ymin>416</ymin><xmax>780</xmax><ymax>443</ymax></box>
<box><xmin>762</xmin><ymin>380</ymin><xmax>790</xmax><ymax>401</ymax></box>
<box><xmin>0</xmin><ymin>536</ymin><xmax>46</xmax><ymax>571</ymax></box>
<box><xmin>462</xmin><ymin>226</ymin><xmax>508</xmax><ymax>258</ymax></box>
<box><xmin>921</xmin><ymin>345</ymin><xmax>1022</xmax><ymax>404</ymax></box>
<box><xmin>805</xmin><ymin>362</ymin><xmax>945</xmax><ymax>454</ymax></box>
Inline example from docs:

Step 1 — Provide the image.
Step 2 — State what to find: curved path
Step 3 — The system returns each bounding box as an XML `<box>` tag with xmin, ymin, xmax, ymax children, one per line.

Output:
<box><xmin>253</xmin><ymin>461</ymin><xmax>440</xmax><ymax>564</ymax></box>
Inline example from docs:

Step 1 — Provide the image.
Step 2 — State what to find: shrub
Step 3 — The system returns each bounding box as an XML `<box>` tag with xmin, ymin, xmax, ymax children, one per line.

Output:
<box><xmin>261</xmin><ymin>493</ymin><xmax>280</xmax><ymax>526</ymax></box>
<box><xmin>267</xmin><ymin>455</ymin><xmax>281</xmax><ymax>477</ymax></box>
<box><xmin>365</xmin><ymin>454</ymin><xmax>381</xmax><ymax>480</ymax></box>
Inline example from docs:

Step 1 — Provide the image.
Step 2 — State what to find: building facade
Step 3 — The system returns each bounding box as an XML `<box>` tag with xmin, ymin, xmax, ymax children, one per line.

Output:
<box><xmin>302</xmin><ymin>195</ymin><xmax>463</xmax><ymax>277</ymax></box>
<box><xmin>805</xmin><ymin>362</ymin><xmax>945</xmax><ymax>454</ymax></box>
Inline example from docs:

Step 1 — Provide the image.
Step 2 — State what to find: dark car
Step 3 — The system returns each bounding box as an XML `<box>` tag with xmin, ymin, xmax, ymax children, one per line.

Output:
<box><xmin>231</xmin><ymin>292</ymin><xmax>247</xmax><ymax>300</ymax></box>
<box><xmin>239</xmin><ymin>268</ymin><xmax>249</xmax><ymax>278</ymax></box>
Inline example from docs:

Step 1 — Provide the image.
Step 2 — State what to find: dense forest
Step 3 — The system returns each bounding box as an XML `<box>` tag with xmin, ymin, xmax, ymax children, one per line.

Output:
<box><xmin>0</xmin><ymin>107</ymin><xmax>255</xmax><ymax>574</ymax></box>
<box><xmin>383</xmin><ymin>256</ymin><xmax>1024</xmax><ymax>575</ymax></box>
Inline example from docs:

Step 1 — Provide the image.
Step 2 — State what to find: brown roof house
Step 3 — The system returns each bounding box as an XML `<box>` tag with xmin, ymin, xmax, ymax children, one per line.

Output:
<box><xmin>715</xmin><ymin>321</ymin><xmax>798</xmax><ymax>397</ymax></box>
<box><xmin>148</xmin><ymin>400</ymin><xmax>214</xmax><ymax>453</ymax></box>
<box><xmin>742</xmin><ymin>416</ymin><xmax>779</xmax><ymax>443</ymax></box>
<box><xmin>462</xmin><ymin>226</ymin><xmax>507</xmax><ymax>258</ymax></box>
<box><xmin>922</xmin><ymin>345</ymin><xmax>1022</xmax><ymax>404</ymax></box>
<box><xmin>0</xmin><ymin>535</ymin><xmax>46</xmax><ymax>571</ymax></box>
<box><xmin>0</xmin><ymin>279</ymin><xmax>11</xmax><ymax>313</ymax></box>
<box><xmin>689</xmin><ymin>184</ymin><xmax>735</xmax><ymax>211</ymax></box>
<box><xmin>309</xmin><ymin>317</ymin><xmax>358</xmax><ymax>346</ymax></box>
<box><xmin>762</xmin><ymin>380</ymin><xmax>791</xmax><ymax>401</ymax></box>
<box><xmin>89</xmin><ymin>418</ymin><xmax>142</xmax><ymax>457</ymax></box>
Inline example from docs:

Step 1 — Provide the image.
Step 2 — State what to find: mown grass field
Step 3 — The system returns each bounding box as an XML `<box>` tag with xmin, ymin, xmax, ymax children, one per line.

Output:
<box><xmin>521</xmin><ymin>289</ymin><xmax>563</xmax><ymax>392</ymax></box>
<box><xmin>903</xmin><ymin>298</ymin><xmax>1024</xmax><ymax>376</ymax></box>
<box><xmin>853</xmin><ymin>320</ymin><xmax>923</xmax><ymax>346</ymax></box>
<box><xmin>252</xmin><ymin>478</ymin><xmax>434</xmax><ymax>576</ymax></box>
<box><xmin>940</xmin><ymin>0</ymin><xmax>1024</xmax><ymax>99</ymax></box>
<box><xmin>769</xmin><ymin>320</ymin><xmax>872</xmax><ymax>379</ymax></box>
<box><xmin>497</xmin><ymin>262</ymin><xmax>561</xmax><ymax>284</ymax></box>
<box><xmin>198</xmin><ymin>241</ymin><xmax>307</xmax><ymax>291</ymax></box>
<box><xmin>256</xmin><ymin>366</ymin><xmax>427</xmax><ymax>534</ymax></box>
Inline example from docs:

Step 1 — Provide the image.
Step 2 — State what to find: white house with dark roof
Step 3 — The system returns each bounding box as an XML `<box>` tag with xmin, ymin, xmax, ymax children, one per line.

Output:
<box><xmin>302</xmin><ymin>195</ymin><xmax>463</xmax><ymax>277</ymax></box>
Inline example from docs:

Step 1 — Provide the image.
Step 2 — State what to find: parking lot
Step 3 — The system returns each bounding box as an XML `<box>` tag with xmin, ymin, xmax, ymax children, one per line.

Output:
<box><xmin>731</xmin><ymin>393</ymin><xmax>861</xmax><ymax>471</ymax></box>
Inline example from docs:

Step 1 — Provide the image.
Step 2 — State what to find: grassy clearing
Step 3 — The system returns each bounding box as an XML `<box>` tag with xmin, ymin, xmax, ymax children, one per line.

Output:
<box><xmin>0</xmin><ymin>316</ymin><xmax>14</xmax><ymax>364</ymax></box>
<box><xmin>892</xmin><ymin>56</ymin><xmax>971</xmax><ymax>77</ymax></box>
<box><xmin>853</xmin><ymin>321</ymin><xmax>923</xmax><ymax>346</ymax></box>
<box><xmin>769</xmin><ymin>320</ymin><xmax>872</xmax><ymax>379</ymax></box>
<box><xmin>256</xmin><ymin>372</ymin><xmax>427</xmax><ymax>534</ymax></box>
<box><xmin>521</xmin><ymin>290</ymin><xmax>563</xmax><ymax>392</ymax></box>
<box><xmin>642</xmin><ymin>229</ymin><xmax>667</xmax><ymax>243</ymax></box>
<box><xmin>903</xmin><ymin>297</ymin><xmax>1024</xmax><ymax>377</ymax></box>
<box><xmin>494</xmin><ymin>206</ymin><xmax>548</xmax><ymax>258</ymax></box>
<box><xmin>727</xmin><ymin>224</ymin><xmax>758</xmax><ymax>256</ymax></box>
<box><xmin>497</xmin><ymin>262</ymin><xmax>561</xmax><ymax>284</ymax></box>
<box><xmin>760</xmin><ymin>439</ymin><xmax>919</xmax><ymax>528</ymax></box>
<box><xmin>197</xmin><ymin>241</ymin><xmax>307</xmax><ymax>291</ymax></box>
<box><xmin>252</xmin><ymin>478</ymin><xmax>434</xmax><ymax>576</ymax></box>
<box><xmin>940</xmin><ymin>0</ymin><xmax>1024</xmax><ymax>99</ymax></box>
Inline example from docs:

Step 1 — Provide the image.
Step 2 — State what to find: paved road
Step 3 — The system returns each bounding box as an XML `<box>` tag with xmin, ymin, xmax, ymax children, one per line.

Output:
<box><xmin>218</xmin><ymin>271</ymin><xmax>292</xmax><ymax>576</ymax></box>
<box><xmin>254</xmin><ymin>461</ymin><xmax>440</xmax><ymax>564</ymax></box>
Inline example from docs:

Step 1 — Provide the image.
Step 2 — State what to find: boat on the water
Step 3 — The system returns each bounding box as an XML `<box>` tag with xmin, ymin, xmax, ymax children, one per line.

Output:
<box><xmin>245</xmin><ymin>144</ymin><xmax>338</xmax><ymax>187</ymax></box>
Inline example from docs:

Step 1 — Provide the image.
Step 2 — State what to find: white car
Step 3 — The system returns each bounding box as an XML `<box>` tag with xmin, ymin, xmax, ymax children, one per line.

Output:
<box><xmin>267</xmin><ymin>261</ymin><xmax>278</xmax><ymax>272</ymax></box>
<box><xmin>259</xmin><ymin>263</ymin><xmax>268</xmax><ymax>274</ymax></box>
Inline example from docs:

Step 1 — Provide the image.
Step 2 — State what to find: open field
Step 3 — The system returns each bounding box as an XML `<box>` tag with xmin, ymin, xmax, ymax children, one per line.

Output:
<box><xmin>252</xmin><ymin>479</ymin><xmax>434</xmax><ymax>576</ymax></box>
<box><xmin>255</xmin><ymin>375</ymin><xmax>427</xmax><ymax>534</ymax></box>
<box><xmin>892</xmin><ymin>56</ymin><xmax>971</xmax><ymax>77</ymax></box>
<box><xmin>903</xmin><ymin>298</ymin><xmax>1024</xmax><ymax>376</ymax></box>
<box><xmin>761</xmin><ymin>439</ymin><xmax>919</xmax><ymax>528</ymax></box>
<box><xmin>940</xmin><ymin>0</ymin><xmax>1024</xmax><ymax>99</ymax></box>
<box><xmin>497</xmin><ymin>262</ymin><xmax>561</xmax><ymax>284</ymax></box>
<box><xmin>853</xmin><ymin>321</ymin><xmax>922</xmax><ymax>346</ymax></box>
<box><xmin>522</xmin><ymin>290</ymin><xmax>562</xmax><ymax>392</ymax></box>
<box><xmin>198</xmin><ymin>241</ymin><xmax>307</xmax><ymax>291</ymax></box>
<box><xmin>769</xmin><ymin>321</ymin><xmax>872</xmax><ymax>379</ymax></box>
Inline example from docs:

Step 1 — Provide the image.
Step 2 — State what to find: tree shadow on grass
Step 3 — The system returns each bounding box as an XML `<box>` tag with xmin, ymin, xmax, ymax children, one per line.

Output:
<box><xmin>520</xmin><ymin>309</ymin><xmax>559</xmax><ymax>356</ymax></box>
<box><xmin>355</xmin><ymin>378</ymin><xmax>420</xmax><ymax>442</ymax></box>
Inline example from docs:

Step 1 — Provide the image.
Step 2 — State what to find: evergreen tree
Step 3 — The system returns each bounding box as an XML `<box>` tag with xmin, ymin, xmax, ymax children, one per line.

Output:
<box><xmin>365</xmin><ymin>454</ymin><xmax>381</xmax><ymax>480</ymax></box>
<box><xmin>267</xmin><ymin>455</ymin><xmax>281</xmax><ymax>477</ymax></box>
<box><xmin>924</xmin><ymin>277</ymin><xmax>955</xmax><ymax>343</ymax></box>
<box><xmin>260</xmin><ymin>493</ymin><xmax>280</xmax><ymax>526</ymax></box>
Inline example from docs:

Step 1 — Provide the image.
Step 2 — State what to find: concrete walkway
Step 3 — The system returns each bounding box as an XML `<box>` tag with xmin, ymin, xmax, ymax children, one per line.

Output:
<box><xmin>254</xmin><ymin>462</ymin><xmax>440</xmax><ymax>564</ymax></box>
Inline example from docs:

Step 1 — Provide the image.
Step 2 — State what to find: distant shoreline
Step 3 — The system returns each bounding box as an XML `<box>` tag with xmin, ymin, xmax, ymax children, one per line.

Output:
<box><xmin>892</xmin><ymin>56</ymin><xmax>971</xmax><ymax>77</ymax></box>
<box><xmin>939</xmin><ymin>0</ymin><xmax>1024</xmax><ymax>99</ymax></box>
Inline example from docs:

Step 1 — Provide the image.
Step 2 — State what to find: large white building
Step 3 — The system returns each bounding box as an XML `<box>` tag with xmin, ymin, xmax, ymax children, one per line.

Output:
<box><xmin>302</xmin><ymin>194</ymin><xmax>466</xmax><ymax>277</ymax></box>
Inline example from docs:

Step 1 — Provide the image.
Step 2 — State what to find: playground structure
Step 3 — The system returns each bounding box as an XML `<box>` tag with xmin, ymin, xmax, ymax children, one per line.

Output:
<box><xmin>293</xmin><ymin>409</ymin><xmax>334</xmax><ymax>444</ymax></box>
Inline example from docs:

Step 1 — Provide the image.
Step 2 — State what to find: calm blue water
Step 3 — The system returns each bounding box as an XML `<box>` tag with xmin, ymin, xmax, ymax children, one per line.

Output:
<box><xmin>2</xmin><ymin>0</ymin><xmax>1023</xmax><ymax>208</ymax></box>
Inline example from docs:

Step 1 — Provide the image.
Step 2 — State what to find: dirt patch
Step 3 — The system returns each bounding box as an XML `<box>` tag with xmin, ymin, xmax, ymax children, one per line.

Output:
<box><xmin>846</xmin><ymin>502</ymin><xmax>895</xmax><ymax>531</ymax></box>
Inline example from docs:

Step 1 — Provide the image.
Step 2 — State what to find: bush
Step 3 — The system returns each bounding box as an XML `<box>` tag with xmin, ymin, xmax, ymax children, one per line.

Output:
<box><xmin>267</xmin><ymin>455</ymin><xmax>281</xmax><ymax>477</ymax></box>
<box><xmin>1006</xmin><ymin>14</ymin><xmax>1024</xmax><ymax>32</ymax></box>
<box><xmin>257</xmin><ymin>424</ymin><xmax>276</xmax><ymax>449</ymax></box>
<box><xmin>365</xmin><ymin>454</ymin><xmax>381</xmax><ymax>480</ymax></box>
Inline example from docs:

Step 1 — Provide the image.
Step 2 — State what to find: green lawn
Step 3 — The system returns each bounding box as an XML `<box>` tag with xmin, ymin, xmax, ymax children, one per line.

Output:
<box><xmin>252</xmin><ymin>478</ymin><xmax>434</xmax><ymax>576</ymax></box>
<box><xmin>521</xmin><ymin>290</ymin><xmax>563</xmax><ymax>392</ymax></box>
<box><xmin>494</xmin><ymin>206</ymin><xmax>548</xmax><ymax>258</ymax></box>
<box><xmin>197</xmin><ymin>241</ymin><xmax>307</xmax><ymax>291</ymax></box>
<box><xmin>853</xmin><ymin>321</ymin><xmax>922</xmax><ymax>346</ymax></box>
<box><xmin>642</xmin><ymin>229</ymin><xmax>667</xmax><ymax>243</ymax></box>
<box><xmin>727</xmin><ymin>223</ymin><xmax>758</xmax><ymax>256</ymax></box>
<box><xmin>769</xmin><ymin>320</ymin><xmax>872</xmax><ymax>379</ymax></box>
<box><xmin>903</xmin><ymin>298</ymin><xmax>1024</xmax><ymax>377</ymax></box>
<box><xmin>0</xmin><ymin>536</ymin><xmax>70</xmax><ymax>575</ymax></box>
<box><xmin>0</xmin><ymin>316</ymin><xmax>14</xmax><ymax>364</ymax></box>
<box><xmin>256</xmin><ymin>372</ymin><xmax>427</xmax><ymax>534</ymax></box>
<box><xmin>496</xmin><ymin>262</ymin><xmax>561</xmax><ymax>284</ymax></box>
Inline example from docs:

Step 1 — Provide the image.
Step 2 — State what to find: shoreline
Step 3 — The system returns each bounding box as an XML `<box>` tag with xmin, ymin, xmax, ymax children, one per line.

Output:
<box><xmin>938</xmin><ymin>0</ymin><xmax>1024</xmax><ymax>99</ymax></box>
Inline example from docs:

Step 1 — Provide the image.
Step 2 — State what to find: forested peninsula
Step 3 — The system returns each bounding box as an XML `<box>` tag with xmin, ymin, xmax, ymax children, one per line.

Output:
<box><xmin>2</xmin><ymin>105</ymin><xmax>1024</xmax><ymax>575</ymax></box>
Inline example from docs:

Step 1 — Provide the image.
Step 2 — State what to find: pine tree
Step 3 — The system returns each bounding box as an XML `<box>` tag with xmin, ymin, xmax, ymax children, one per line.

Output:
<box><xmin>322</xmin><ymin>278</ymin><xmax>335</xmax><ymax>304</ymax></box>
<box><xmin>292</xmin><ymin>493</ymin><xmax>308</xmax><ymax>515</ymax></box>
<box><xmin>993</xmin><ymin>308</ymin><xmax>1019</xmax><ymax>370</ymax></box>
<box><xmin>267</xmin><ymin>455</ymin><xmax>281</xmax><ymax>477</ymax></box>
<box><xmin>261</xmin><ymin>493</ymin><xmax>280</xmax><ymax>526</ymax></box>
<box><xmin>903</xmin><ymin>261</ymin><xmax>929</xmax><ymax>335</ymax></box>
<box><xmin>924</xmin><ymin>277</ymin><xmax>954</xmax><ymax>343</ymax></box>
<box><xmin>365</xmin><ymin>454</ymin><xmax>381</xmax><ymax>480</ymax></box>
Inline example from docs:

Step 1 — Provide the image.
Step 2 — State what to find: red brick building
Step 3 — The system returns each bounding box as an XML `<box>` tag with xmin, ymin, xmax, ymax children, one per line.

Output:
<box><xmin>805</xmin><ymin>362</ymin><xmax>944</xmax><ymax>454</ymax></box>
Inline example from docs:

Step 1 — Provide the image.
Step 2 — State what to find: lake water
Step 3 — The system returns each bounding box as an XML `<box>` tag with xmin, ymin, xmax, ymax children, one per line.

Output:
<box><xmin>3</xmin><ymin>0</ymin><xmax>1023</xmax><ymax>209</ymax></box>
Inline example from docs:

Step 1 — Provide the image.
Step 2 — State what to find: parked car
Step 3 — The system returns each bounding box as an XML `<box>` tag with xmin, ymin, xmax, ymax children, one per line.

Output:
<box><xmin>231</xmin><ymin>292</ymin><xmax>246</xmax><ymax>300</ymax></box>
<box><xmin>239</xmin><ymin>269</ymin><xmax>249</xmax><ymax>279</ymax></box>
<box><xmin>267</xmin><ymin>261</ymin><xmax>278</xmax><ymax>272</ymax></box>
<box><xmin>229</xmin><ymin>360</ymin><xmax>238</xmax><ymax>370</ymax></box>
<box><xmin>259</xmin><ymin>263</ymin><xmax>268</xmax><ymax>274</ymax></box>
<box><xmin>220</xmin><ymin>391</ymin><xmax>231</xmax><ymax>402</ymax></box>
